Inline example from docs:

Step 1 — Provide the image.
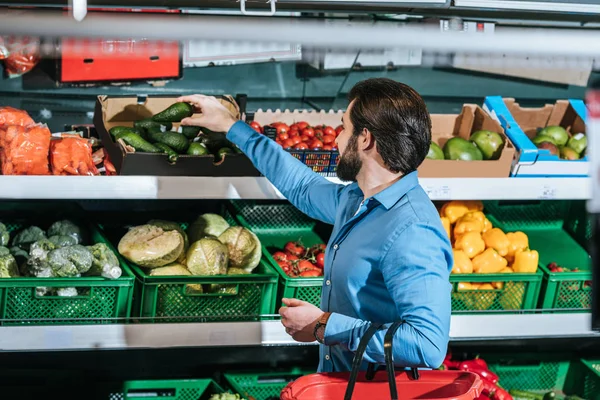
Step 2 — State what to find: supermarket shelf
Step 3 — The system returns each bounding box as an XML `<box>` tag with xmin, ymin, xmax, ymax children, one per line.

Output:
<box><xmin>0</xmin><ymin>176</ymin><xmax>591</xmax><ymax>200</ymax></box>
<box><xmin>0</xmin><ymin>314</ymin><xmax>598</xmax><ymax>351</ymax></box>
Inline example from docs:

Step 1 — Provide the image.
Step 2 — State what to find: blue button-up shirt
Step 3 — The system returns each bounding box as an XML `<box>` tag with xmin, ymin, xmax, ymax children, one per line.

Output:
<box><xmin>227</xmin><ymin>121</ymin><xmax>453</xmax><ymax>373</ymax></box>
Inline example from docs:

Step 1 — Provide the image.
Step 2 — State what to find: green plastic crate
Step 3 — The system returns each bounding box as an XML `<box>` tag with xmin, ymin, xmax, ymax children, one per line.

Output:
<box><xmin>450</xmin><ymin>271</ymin><xmax>542</xmax><ymax>313</ymax></box>
<box><xmin>224</xmin><ymin>368</ymin><xmax>314</xmax><ymax>400</ymax></box>
<box><xmin>0</xmin><ymin>221</ymin><xmax>134</xmax><ymax>326</ymax></box>
<box><xmin>122</xmin><ymin>378</ymin><xmax>225</xmax><ymax>400</ymax></box>
<box><xmin>484</xmin><ymin>201</ymin><xmax>591</xmax><ymax>312</ymax></box>
<box><xmin>230</xmin><ymin>201</ymin><xmax>326</xmax><ymax>308</ymax></box>
<box><xmin>103</xmin><ymin>208</ymin><xmax>278</xmax><ymax>323</ymax></box>
<box><xmin>581</xmin><ymin>360</ymin><xmax>600</xmax><ymax>400</ymax></box>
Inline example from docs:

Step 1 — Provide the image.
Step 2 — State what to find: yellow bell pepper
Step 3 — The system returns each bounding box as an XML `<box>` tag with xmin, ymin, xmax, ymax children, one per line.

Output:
<box><xmin>441</xmin><ymin>201</ymin><xmax>470</xmax><ymax>224</ymax></box>
<box><xmin>492</xmin><ymin>282</ymin><xmax>504</xmax><ymax>289</ymax></box>
<box><xmin>500</xmin><ymin>267</ymin><xmax>514</xmax><ymax>273</ymax></box>
<box><xmin>506</xmin><ymin>231</ymin><xmax>529</xmax><ymax>262</ymax></box>
<box><xmin>454</xmin><ymin>213</ymin><xmax>485</xmax><ymax>237</ymax></box>
<box><xmin>457</xmin><ymin>282</ymin><xmax>474</xmax><ymax>291</ymax></box>
<box><xmin>451</xmin><ymin>249</ymin><xmax>473</xmax><ymax>274</ymax></box>
<box><xmin>454</xmin><ymin>231</ymin><xmax>485</xmax><ymax>259</ymax></box>
<box><xmin>482</xmin><ymin>228</ymin><xmax>510</xmax><ymax>257</ymax></box>
<box><xmin>440</xmin><ymin>216</ymin><xmax>451</xmax><ymax>239</ymax></box>
<box><xmin>483</xmin><ymin>218</ymin><xmax>493</xmax><ymax>233</ymax></box>
<box><xmin>512</xmin><ymin>249</ymin><xmax>539</xmax><ymax>273</ymax></box>
<box><xmin>477</xmin><ymin>283</ymin><xmax>495</xmax><ymax>290</ymax></box>
<box><xmin>465</xmin><ymin>200</ymin><xmax>484</xmax><ymax>212</ymax></box>
<box><xmin>472</xmin><ymin>248</ymin><xmax>508</xmax><ymax>273</ymax></box>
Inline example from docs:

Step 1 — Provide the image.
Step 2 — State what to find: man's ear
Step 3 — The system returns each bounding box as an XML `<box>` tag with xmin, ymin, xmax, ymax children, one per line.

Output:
<box><xmin>360</xmin><ymin>128</ymin><xmax>376</xmax><ymax>151</ymax></box>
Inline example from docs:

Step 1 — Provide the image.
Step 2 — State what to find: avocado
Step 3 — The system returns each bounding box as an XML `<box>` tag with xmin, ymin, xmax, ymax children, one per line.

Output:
<box><xmin>154</xmin><ymin>143</ymin><xmax>179</xmax><ymax>164</ymax></box>
<box><xmin>117</xmin><ymin>132</ymin><xmax>161</xmax><ymax>153</ymax></box>
<box><xmin>469</xmin><ymin>130</ymin><xmax>505</xmax><ymax>160</ymax></box>
<box><xmin>181</xmin><ymin>125</ymin><xmax>202</xmax><ymax>139</ymax></box>
<box><xmin>187</xmin><ymin>142</ymin><xmax>210</xmax><ymax>156</ymax></box>
<box><xmin>532</xmin><ymin>135</ymin><xmax>557</xmax><ymax>146</ymax></box>
<box><xmin>200</xmin><ymin>130</ymin><xmax>233</xmax><ymax>154</ymax></box>
<box><xmin>443</xmin><ymin>137</ymin><xmax>483</xmax><ymax>161</ymax></box>
<box><xmin>134</xmin><ymin>118</ymin><xmax>172</xmax><ymax>132</ymax></box>
<box><xmin>152</xmin><ymin>102</ymin><xmax>194</xmax><ymax>123</ymax></box>
<box><xmin>426</xmin><ymin>142</ymin><xmax>444</xmax><ymax>160</ymax></box>
<box><xmin>109</xmin><ymin>126</ymin><xmax>143</xmax><ymax>138</ymax></box>
<box><xmin>150</xmin><ymin>131</ymin><xmax>189</xmax><ymax>153</ymax></box>
<box><xmin>538</xmin><ymin>125</ymin><xmax>569</xmax><ymax>146</ymax></box>
<box><xmin>567</xmin><ymin>133</ymin><xmax>587</xmax><ymax>154</ymax></box>
<box><xmin>216</xmin><ymin>147</ymin><xmax>233</xmax><ymax>162</ymax></box>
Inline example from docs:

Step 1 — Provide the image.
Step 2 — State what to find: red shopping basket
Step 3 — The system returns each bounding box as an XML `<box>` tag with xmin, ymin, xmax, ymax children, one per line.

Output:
<box><xmin>281</xmin><ymin>322</ymin><xmax>482</xmax><ymax>400</ymax></box>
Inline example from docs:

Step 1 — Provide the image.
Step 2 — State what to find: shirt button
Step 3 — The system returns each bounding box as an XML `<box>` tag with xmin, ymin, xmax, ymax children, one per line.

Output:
<box><xmin>333</xmin><ymin>244</ymin><xmax>339</xmax><ymax>250</ymax></box>
<box><xmin>326</xmin><ymin>280</ymin><xmax>331</xmax><ymax>286</ymax></box>
<box><xmin>325</xmin><ymin>355</ymin><xmax>330</xmax><ymax>360</ymax></box>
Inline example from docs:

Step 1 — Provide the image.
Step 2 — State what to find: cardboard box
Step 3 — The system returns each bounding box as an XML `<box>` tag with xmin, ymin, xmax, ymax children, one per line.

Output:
<box><xmin>418</xmin><ymin>104</ymin><xmax>516</xmax><ymax>178</ymax></box>
<box><xmin>94</xmin><ymin>95</ymin><xmax>260</xmax><ymax>177</ymax></box>
<box><xmin>253</xmin><ymin>109</ymin><xmax>343</xmax><ymax>177</ymax></box>
<box><xmin>484</xmin><ymin>96</ymin><xmax>589</xmax><ymax>177</ymax></box>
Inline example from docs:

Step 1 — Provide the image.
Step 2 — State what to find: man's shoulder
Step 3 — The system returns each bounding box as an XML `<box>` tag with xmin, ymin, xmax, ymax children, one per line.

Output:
<box><xmin>392</xmin><ymin>185</ymin><xmax>440</xmax><ymax>225</ymax></box>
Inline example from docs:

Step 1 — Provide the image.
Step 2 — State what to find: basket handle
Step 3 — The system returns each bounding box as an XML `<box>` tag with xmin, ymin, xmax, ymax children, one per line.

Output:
<box><xmin>384</xmin><ymin>321</ymin><xmax>420</xmax><ymax>400</ymax></box>
<box><xmin>344</xmin><ymin>323</ymin><xmax>382</xmax><ymax>400</ymax></box>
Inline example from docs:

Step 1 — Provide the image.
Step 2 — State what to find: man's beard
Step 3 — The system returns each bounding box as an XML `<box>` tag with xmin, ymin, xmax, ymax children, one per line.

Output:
<box><xmin>336</xmin><ymin>135</ymin><xmax>362</xmax><ymax>182</ymax></box>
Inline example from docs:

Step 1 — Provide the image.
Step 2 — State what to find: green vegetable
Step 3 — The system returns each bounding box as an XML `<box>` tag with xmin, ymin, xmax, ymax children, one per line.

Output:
<box><xmin>152</xmin><ymin>102</ymin><xmax>194</xmax><ymax>123</ymax></box>
<box><xmin>187</xmin><ymin>142</ymin><xmax>210</xmax><ymax>156</ymax></box>
<box><xmin>186</xmin><ymin>238</ymin><xmax>228</xmax><ymax>276</ymax></box>
<box><xmin>118</xmin><ymin>224</ymin><xmax>184</xmax><ymax>268</ymax></box>
<box><xmin>109</xmin><ymin>126</ymin><xmax>144</xmax><ymax>139</ymax></box>
<box><xmin>218</xmin><ymin>226</ymin><xmax>261</xmax><ymax>272</ymax></box>
<box><xmin>150</xmin><ymin>131</ymin><xmax>189</xmax><ymax>153</ymax></box>
<box><xmin>181</xmin><ymin>125</ymin><xmax>201</xmax><ymax>139</ymax></box>
<box><xmin>56</xmin><ymin>287</ymin><xmax>79</xmax><ymax>297</ymax></box>
<box><xmin>543</xmin><ymin>392</ymin><xmax>556</xmax><ymax>400</ymax></box>
<box><xmin>49</xmin><ymin>235</ymin><xmax>78</xmax><ymax>248</ymax></box>
<box><xmin>118</xmin><ymin>132</ymin><xmax>162</xmax><ymax>153</ymax></box>
<box><xmin>208</xmin><ymin>393</ymin><xmax>246</xmax><ymax>400</ymax></box>
<box><xmin>27</xmin><ymin>239</ymin><xmax>56</xmax><ymax>277</ymax></box>
<box><xmin>199</xmin><ymin>130</ymin><xmax>233</xmax><ymax>153</ymax></box>
<box><xmin>0</xmin><ymin>222</ymin><xmax>10</xmax><ymax>247</ymax></box>
<box><xmin>155</xmin><ymin>143</ymin><xmax>180</xmax><ymax>164</ymax></box>
<box><xmin>12</xmin><ymin>226</ymin><xmax>46</xmax><ymax>251</ymax></box>
<box><xmin>47</xmin><ymin>245</ymin><xmax>93</xmax><ymax>277</ymax></box>
<box><xmin>147</xmin><ymin>220</ymin><xmax>189</xmax><ymax>250</ymax></box>
<box><xmin>0</xmin><ymin>248</ymin><xmax>19</xmax><ymax>278</ymax></box>
<box><xmin>86</xmin><ymin>243</ymin><xmax>122</xmax><ymax>279</ymax></box>
<box><xmin>187</xmin><ymin>213</ymin><xmax>230</xmax><ymax>244</ymax></box>
<box><xmin>134</xmin><ymin>118</ymin><xmax>172</xmax><ymax>132</ymax></box>
<box><xmin>216</xmin><ymin>147</ymin><xmax>233</xmax><ymax>162</ymax></box>
<box><xmin>48</xmin><ymin>220</ymin><xmax>84</xmax><ymax>244</ymax></box>
<box><xmin>9</xmin><ymin>246</ymin><xmax>29</xmax><ymax>268</ymax></box>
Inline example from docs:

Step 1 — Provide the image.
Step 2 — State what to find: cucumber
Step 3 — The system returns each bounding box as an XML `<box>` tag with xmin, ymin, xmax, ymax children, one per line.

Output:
<box><xmin>117</xmin><ymin>132</ymin><xmax>161</xmax><ymax>153</ymax></box>
<box><xmin>155</xmin><ymin>143</ymin><xmax>179</xmax><ymax>164</ymax></box>
<box><xmin>109</xmin><ymin>126</ymin><xmax>143</xmax><ymax>138</ymax></box>
<box><xmin>134</xmin><ymin>118</ymin><xmax>172</xmax><ymax>132</ymax></box>
<box><xmin>181</xmin><ymin>125</ymin><xmax>202</xmax><ymax>139</ymax></box>
<box><xmin>187</xmin><ymin>142</ymin><xmax>210</xmax><ymax>156</ymax></box>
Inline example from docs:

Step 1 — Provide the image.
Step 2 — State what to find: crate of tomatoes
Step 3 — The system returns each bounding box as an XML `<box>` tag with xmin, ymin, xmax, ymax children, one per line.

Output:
<box><xmin>251</xmin><ymin>109</ymin><xmax>343</xmax><ymax>177</ymax></box>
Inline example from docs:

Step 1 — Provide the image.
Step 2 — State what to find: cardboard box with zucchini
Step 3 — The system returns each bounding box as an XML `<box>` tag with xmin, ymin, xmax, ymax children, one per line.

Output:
<box><xmin>94</xmin><ymin>95</ymin><xmax>260</xmax><ymax>176</ymax></box>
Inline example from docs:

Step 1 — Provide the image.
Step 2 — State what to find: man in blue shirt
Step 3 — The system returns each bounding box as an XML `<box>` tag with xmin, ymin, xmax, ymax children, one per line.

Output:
<box><xmin>178</xmin><ymin>78</ymin><xmax>452</xmax><ymax>373</ymax></box>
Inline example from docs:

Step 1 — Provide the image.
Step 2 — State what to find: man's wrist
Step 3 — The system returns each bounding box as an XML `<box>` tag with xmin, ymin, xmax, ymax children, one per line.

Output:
<box><xmin>314</xmin><ymin>312</ymin><xmax>332</xmax><ymax>344</ymax></box>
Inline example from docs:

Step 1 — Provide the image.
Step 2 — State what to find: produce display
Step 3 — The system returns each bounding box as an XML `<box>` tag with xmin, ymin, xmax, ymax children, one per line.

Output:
<box><xmin>0</xmin><ymin>219</ymin><xmax>122</xmax><ymax>296</ymax></box>
<box><xmin>250</xmin><ymin>120</ymin><xmax>342</xmax><ymax>151</ymax></box>
<box><xmin>109</xmin><ymin>102</ymin><xmax>241</xmax><ymax>165</ymax></box>
<box><xmin>427</xmin><ymin>130</ymin><xmax>506</xmax><ymax>161</ymax></box>
<box><xmin>117</xmin><ymin>214</ymin><xmax>262</xmax><ymax>294</ymax></box>
<box><xmin>271</xmin><ymin>242</ymin><xmax>325</xmax><ymax>278</ymax></box>
<box><xmin>442</xmin><ymin>353</ymin><xmax>512</xmax><ymax>400</ymax></box>
<box><xmin>531</xmin><ymin>125</ymin><xmax>587</xmax><ymax>160</ymax></box>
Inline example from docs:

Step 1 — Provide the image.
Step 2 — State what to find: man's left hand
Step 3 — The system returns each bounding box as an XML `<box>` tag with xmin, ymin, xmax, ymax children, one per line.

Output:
<box><xmin>279</xmin><ymin>298</ymin><xmax>323</xmax><ymax>342</ymax></box>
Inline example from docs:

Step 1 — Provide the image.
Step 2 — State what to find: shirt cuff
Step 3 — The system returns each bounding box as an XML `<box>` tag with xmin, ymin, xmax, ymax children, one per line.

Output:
<box><xmin>323</xmin><ymin>312</ymin><xmax>358</xmax><ymax>346</ymax></box>
<box><xmin>226</xmin><ymin>120</ymin><xmax>254</xmax><ymax>149</ymax></box>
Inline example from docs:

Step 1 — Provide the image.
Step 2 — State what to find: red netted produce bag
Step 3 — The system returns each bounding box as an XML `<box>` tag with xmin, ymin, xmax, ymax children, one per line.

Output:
<box><xmin>0</xmin><ymin>106</ymin><xmax>34</xmax><ymax>127</ymax></box>
<box><xmin>2</xmin><ymin>36</ymin><xmax>40</xmax><ymax>78</ymax></box>
<box><xmin>0</xmin><ymin>37</ymin><xmax>8</xmax><ymax>60</ymax></box>
<box><xmin>50</xmin><ymin>134</ymin><xmax>99</xmax><ymax>176</ymax></box>
<box><xmin>0</xmin><ymin>124</ymin><xmax>51</xmax><ymax>175</ymax></box>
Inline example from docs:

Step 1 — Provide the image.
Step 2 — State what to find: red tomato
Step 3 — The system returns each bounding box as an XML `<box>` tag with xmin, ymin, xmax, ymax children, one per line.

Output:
<box><xmin>288</xmin><ymin>128</ymin><xmax>299</xmax><ymax>137</ymax></box>
<box><xmin>250</xmin><ymin>121</ymin><xmax>263</xmax><ymax>133</ymax></box>
<box><xmin>297</xmin><ymin>121</ymin><xmax>309</xmax><ymax>130</ymax></box>
<box><xmin>276</xmin><ymin>124</ymin><xmax>290</xmax><ymax>135</ymax></box>
<box><xmin>285</xmin><ymin>242</ymin><xmax>305</xmax><ymax>257</ymax></box>
<box><xmin>300</xmin><ymin>135</ymin><xmax>310</xmax><ymax>143</ymax></box>
<box><xmin>273</xmin><ymin>251</ymin><xmax>288</xmax><ymax>261</ymax></box>
<box><xmin>301</xmin><ymin>127</ymin><xmax>315</xmax><ymax>138</ymax></box>
<box><xmin>314</xmin><ymin>129</ymin><xmax>323</xmax><ymax>138</ymax></box>
<box><xmin>287</xmin><ymin>254</ymin><xmax>299</xmax><ymax>262</ymax></box>
<box><xmin>322</xmin><ymin>145</ymin><xmax>333</xmax><ymax>151</ymax></box>
<box><xmin>282</xmin><ymin>139</ymin><xmax>295</xmax><ymax>149</ymax></box>
<box><xmin>290</xmin><ymin>123</ymin><xmax>299</xmax><ymax>131</ymax></box>
<box><xmin>335</xmin><ymin>125</ymin><xmax>343</xmax><ymax>135</ymax></box>
<box><xmin>324</xmin><ymin>126</ymin><xmax>335</xmax><ymax>136</ymax></box>
<box><xmin>294</xmin><ymin>142</ymin><xmax>309</xmax><ymax>150</ymax></box>
<box><xmin>310</xmin><ymin>244</ymin><xmax>326</xmax><ymax>254</ymax></box>
<box><xmin>298</xmin><ymin>260</ymin><xmax>317</xmax><ymax>272</ymax></box>
<box><xmin>291</xmin><ymin>136</ymin><xmax>302</xmax><ymax>145</ymax></box>
<box><xmin>277</xmin><ymin>260</ymin><xmax>290</xmax><ymax>272</ymax></box>
<box><xmin>322</xmin><ymin>135</ymin><xmax>335</xmax><ymax>144</ymax></box>
<box><xmin>310</xmin><ymin>139</ymin><xmax>324</xmax><ymax>150</ymax></box>
<box><xmin>278</xmin><ymin>132</ymin><xmax>289</xmax><ymax>141</ymax></box>
<box><xmin>316</xmin><ymin>253</ymin><xmax>325</xmax><ymax>269</ymax></box>
<box><xmin>300</xmin><ymin>270</ymin><xmax>322</xmax><ymax>277</ymax></box>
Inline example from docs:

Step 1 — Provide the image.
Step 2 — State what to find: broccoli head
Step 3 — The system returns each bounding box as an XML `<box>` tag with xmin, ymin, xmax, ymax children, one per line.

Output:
<box><xmin>26</xmin><ymin>239</ymin><xmax>56</xmax><ymax>277</ymax></box>
<box><xmin>47</xmin><ymin>245</ymin><xmax>93</xmax><ymax>277</ymax></box>
<box><xmin>85</xmin><ymin>243</ymin><xmax>122</xmax><ymax>279</ymax></box>
<box><xmin>0</xmin><ymin>223</ymin><xmax>9</xmax><ymax>247</ymax></box>
<box><xmin>47</xmin><ymin>220</ymin><xmax>85</xmax><ymax>244</ymax></box>
<box><xmin>49</xmin><ymin>235</ymin><xmax>78</xmax><ymax>248</ymax></box>
<box><xmin>0</xmin><ymin>251</ymin><xmax>19</xmax><ymax>278</ymax></box>
<box><xmin>56</xmin><ymin>287</ymin><xmax>78</xmax><ymax>297</ymax></box>
<box><xmin>0</xmin><ymin>246</ymin><xmax>10</xmax><ymax>257</ymax></box>
<box><xmin>12</xmin><ymin>226</ymin><xmax>46</xmax><ymax>251</ymax></box>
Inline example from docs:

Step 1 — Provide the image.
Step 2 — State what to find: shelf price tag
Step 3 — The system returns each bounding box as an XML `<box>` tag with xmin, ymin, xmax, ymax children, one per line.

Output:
<box><xmin>539</xmin><ymin>186</ymin><xmax>556</xmax><ymax>200</ymax></box>
<box><xmin>423</xmin><ymin>185</ymin><xmax>451</xmax><ymax>200</ymax></box>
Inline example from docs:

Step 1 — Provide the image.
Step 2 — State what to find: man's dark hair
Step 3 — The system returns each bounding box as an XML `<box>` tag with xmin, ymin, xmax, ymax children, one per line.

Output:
<box><xmin>348</xmin><ymin>78</ymin><xmax>432</xmax><ymax>174</ymax></box>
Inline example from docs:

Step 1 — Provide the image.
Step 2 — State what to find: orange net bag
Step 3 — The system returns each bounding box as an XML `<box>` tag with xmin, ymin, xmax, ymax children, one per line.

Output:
<box><xmin>0</xmin><ymin>124</ymin><xmax>51</xmax><ymax>175</ymax></box>
<box><xmin>50</xmin><ymin>134</ymin><xmax>99</xmax><ymax>176</ymax></box>
<box><xmin>0</xmin><ymin>106</ymin><xmax>34</xmax><ymax>127</ymax></box>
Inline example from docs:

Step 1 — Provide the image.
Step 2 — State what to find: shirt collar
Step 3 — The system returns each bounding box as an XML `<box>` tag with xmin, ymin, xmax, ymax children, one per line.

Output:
<box><xmin>372</xmin><ymin>170</ymin><xmax>419</xmax><ymax>210</ymax></box>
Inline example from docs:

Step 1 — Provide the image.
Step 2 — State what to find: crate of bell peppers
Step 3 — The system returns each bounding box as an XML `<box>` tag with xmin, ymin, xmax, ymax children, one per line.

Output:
<box><xmin>483</xmin><ymin>200</ymin><xmax>591</xmax><ymax>312</ymax></box>
<box><xmin>439</xmin><ymin>200</ymin><xmax>543</xmax><ymax>313</ymax></box>
<box><xmin>442</xmin><ymin>353</ymin><xmax>512</xmax><ymax>400</ymax></box>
